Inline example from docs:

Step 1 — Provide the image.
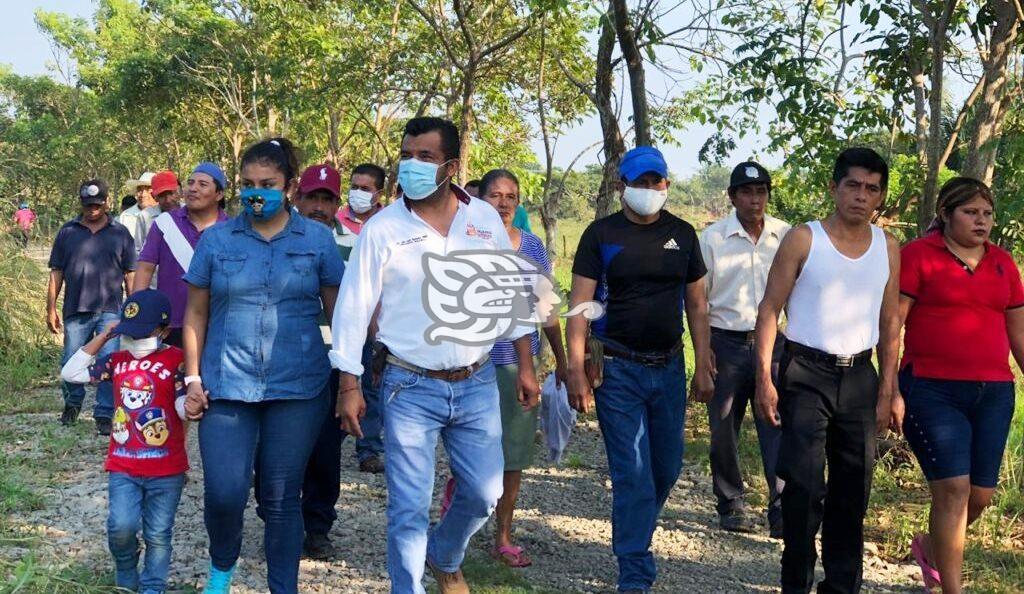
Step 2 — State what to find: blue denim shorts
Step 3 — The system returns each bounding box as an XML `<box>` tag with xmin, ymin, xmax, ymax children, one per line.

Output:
<box><xmin>898</xmin><ymin>367</ymin><xmax>1015</xmax><ymax>488</ymax></box>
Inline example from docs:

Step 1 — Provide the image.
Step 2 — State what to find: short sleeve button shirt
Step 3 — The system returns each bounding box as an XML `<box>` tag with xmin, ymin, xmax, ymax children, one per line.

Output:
<box><xmin>900</xmin><ymin>231</ymin><xmax>1024</xmax><ymax>381</ymax></box>
<box><xmin>572</xmin><ymin>210</ymin><xmax>707</xmax><ymax>353</ymax></box>
<box><xmin>184</xmin><ymin>213</ymin><xmax>345</xmax><ymax>402</ymax></box>
<box><xmin>699</xmin><ymin>210</ymin><xmax>790</xmax><ymax>332</ymax></box>
<box><xmin>48</xmin><ymin>215</ymin><xmax>136</xmax><ymax>317</ymax></box>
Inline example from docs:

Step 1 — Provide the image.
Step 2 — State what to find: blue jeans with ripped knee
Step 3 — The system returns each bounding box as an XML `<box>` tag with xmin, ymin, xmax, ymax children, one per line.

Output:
<box><xmin>595</xmin><ymin>353</ymin><xmax>687</xmax><ymax>593</ymax></box>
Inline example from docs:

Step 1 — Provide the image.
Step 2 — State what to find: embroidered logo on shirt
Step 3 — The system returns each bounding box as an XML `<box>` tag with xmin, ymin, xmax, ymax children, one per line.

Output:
<box><xmin>421</xmin><ymin>250</ymin><xmax>604</xmax><ymax>346</ymax></box>
<box><xmin>397</xmin><ymin>235</ymin><xmax>428</xmax><ymax>247</ymax></box>
<box><xmin>465</xmin><ymin>223</ymin><xmax>493</xmax><ymax>241</ymax></box>
<box><xmin>663</xmin><ymin>238</ymin><xmax>680</xmax><ymax>250</ymax></box>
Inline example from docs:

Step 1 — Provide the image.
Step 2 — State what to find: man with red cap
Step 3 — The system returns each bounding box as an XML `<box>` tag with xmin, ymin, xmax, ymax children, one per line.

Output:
<box><xmin>133</xmin><ymin>171</ymin><xmax>181</xmax><ymax>256</ymax></box>
<box><xmin>291</xmin><ymin>162</ymin><xmax>385</xmax><ymax>559</ymax></box>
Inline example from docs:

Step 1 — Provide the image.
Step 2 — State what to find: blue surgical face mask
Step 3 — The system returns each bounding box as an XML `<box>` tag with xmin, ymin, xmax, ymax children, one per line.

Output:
<box><xmin>240</xmin><ymin>187</ymin><xmax>285</xmax><ymax>219</ymax></box>
<box><xmin>398</xmin><ymin>158</ymin><xmax>450</xmax><ymax>201</ymax></box>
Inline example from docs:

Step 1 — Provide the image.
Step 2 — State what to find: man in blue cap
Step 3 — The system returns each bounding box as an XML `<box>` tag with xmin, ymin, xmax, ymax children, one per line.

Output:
<box><xmin>565</xmin><ymin>146</ymin><xmax>714</xmax><ymax>593</ymax></box>
<box><xmin>132</xmin><ymin>162</ymin><xmax>228</xmax><ymax>347</ymax></box>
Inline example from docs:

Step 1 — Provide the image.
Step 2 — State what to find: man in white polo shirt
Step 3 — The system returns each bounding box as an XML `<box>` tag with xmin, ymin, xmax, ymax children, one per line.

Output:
<box><xmin>699</xmin><ymin>161</ymin><xmax>790</xmax><ymax>538</ymax></box>
<box><xmin>330</xmin><ymin>117</ymin><xmax>540</xmax><ymax>594</ymax></box>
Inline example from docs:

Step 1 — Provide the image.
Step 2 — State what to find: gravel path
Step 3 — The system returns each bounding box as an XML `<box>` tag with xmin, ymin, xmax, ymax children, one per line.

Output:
<box><xmin>5</xmin><ymin>402</ymin><xmax>921</xmax><ymax>593</ymax></box>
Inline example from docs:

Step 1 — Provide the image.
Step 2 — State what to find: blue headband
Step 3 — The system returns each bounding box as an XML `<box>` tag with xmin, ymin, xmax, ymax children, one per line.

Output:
<box><xmin>192</xmin><ymin>162</ymin><xmax>227</xmax><ymax>191</ymax></box>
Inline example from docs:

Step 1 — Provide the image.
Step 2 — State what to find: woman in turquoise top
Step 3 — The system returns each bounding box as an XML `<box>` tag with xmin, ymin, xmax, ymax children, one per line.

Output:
<box><xmin>182</xmin><ymin>138</ymin><xmax>344</xmax><ymax>594</ymax></box>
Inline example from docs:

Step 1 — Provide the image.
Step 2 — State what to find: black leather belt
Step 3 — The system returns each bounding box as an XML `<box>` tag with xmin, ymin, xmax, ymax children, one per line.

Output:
<box><xmin>602</xmin><ymin>342</ymin><xmax>683</xmax><ymax>367</ymax></box>
<box><xmin>711</xmin><ymin>327</ymin><xmax>756</xmax><ymax>342</ymax></box>
<box><xmin>785</xmin><ymin>341</ymin><xmax>872</xmax><ymax>368</ymax></box>
<box><xmin>385</xmin><ymin>354</ymin><xmax>489</xmax><ymax>382</ymax></box>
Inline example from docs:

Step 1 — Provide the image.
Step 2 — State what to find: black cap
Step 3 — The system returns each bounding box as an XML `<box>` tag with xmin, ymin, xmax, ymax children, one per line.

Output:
<box><xmin>728</xmin><ymin>162</ymin><xmax>771</xmax><ymax>191</ymax></box>
<box><xmin>79</xmin><ymin>179</ymin><xmax>109</xmax><ymax>205</ymax></box>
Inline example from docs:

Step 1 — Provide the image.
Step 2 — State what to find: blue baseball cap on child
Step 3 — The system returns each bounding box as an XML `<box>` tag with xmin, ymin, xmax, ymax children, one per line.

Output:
<box><xmin>112</xmin><ymin>290</ymin><xmax>172</xmax><ymax>339</ymax></box>
<box><xmin>619</xmin><ymin>146</ymin><xmax>669</xmax><ymax>182</ymax></box>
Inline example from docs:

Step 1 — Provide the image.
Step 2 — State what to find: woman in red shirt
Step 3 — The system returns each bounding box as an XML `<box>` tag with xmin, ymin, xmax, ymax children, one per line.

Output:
<box><xmin>894</xmin><ymin>177</ymin><xmax>1024</xmax><ymax>593</ymax></box>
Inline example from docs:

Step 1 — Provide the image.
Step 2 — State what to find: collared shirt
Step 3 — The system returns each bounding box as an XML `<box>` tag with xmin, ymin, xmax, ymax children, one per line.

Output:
<box><xmin>138</xmin><ymin>206</ymin><xmax>229</xmax><ymax>327</ymax></box>
<box><xmin>118</xmin><ymin>204</ymin><xmax>142</xmax><ymax>246</ymax></box>
<box><xmin>901</xmin><ymin>230</ymin><xmax>1024</xmax><ymax>381</ymax></box>
<box><xmin>133</xmin><ymin>206</ymin><xmax>161</xmax><ymax>253</ymax></box>
<box><xmin>334</xmin><ymin>207</ymin><xmax>364</xmax><ymax>263</ymax></box>
<box><xmin>184</xmin><ymin>213</ymin><xmax>345</xmax><ymax>402</ymax></box>
<box><xmin>48</xmin><ymin>215</ymin><xmax>136</xmax><ymax>318</ymax></box>
<box><xmin>699</xmin><ymin>210</ymin><xmax>790</xmax><ymax>332</ymax></box>
<box><xmin>329</xmin><ymin>186</ymin><xmax>532</xmax><ymax>375</ymax></box>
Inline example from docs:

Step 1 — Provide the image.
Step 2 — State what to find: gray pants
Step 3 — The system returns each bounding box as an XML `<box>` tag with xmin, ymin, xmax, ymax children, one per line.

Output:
<box><xmin>707</xmin><ymin>328</ymin><xmax>785</xmax><ymax>524</ymax></box>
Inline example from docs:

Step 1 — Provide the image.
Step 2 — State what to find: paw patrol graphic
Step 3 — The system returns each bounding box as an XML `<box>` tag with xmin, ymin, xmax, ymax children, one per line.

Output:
<box><xmin>135</xmin><ymin>408</ymin><xmax>170</xmax><ymax>447</ymax></box>
<box><xmin>111</xmin><ymin>407</ymin><xmax>131</xmax><ymax>445</ymax></box>
<box><xmin>120</xmin><ymin>371</ymin><xmax>155</xmax><ymax>410</ymax></box>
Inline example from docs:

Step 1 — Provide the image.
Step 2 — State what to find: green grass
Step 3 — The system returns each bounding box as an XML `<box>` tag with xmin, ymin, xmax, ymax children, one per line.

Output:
<box><xmin>427</xmin><ymin>554</ymin><xmax>563</xmax><ymax>594</ymax></box>
<box><xmin>679</xmin><ymin>367</ymin><xmax>1024</xmax><ymax>592</ymax></box>
<box><xmin>0</xmin><ymin>237</ymin><xmax>61</xmax><ymax>415</ymax></box>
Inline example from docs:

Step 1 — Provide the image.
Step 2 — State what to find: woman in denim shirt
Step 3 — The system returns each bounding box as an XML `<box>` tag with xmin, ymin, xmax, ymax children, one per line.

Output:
<box><xmin>182</xmin><ymin>138</ymin><xmax>344</xmax><ymax>594</ymax></box>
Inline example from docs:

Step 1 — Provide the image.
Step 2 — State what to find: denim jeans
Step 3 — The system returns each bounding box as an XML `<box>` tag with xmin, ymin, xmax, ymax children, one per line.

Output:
<box><xmin>107</xmin><ymin>472</ymin><xmax>185</xmax><ymax>594</ymax></box>
<box><xmin>62</xmin><ymin>311</ymin><xmax>119</xmax><ymax>419</ymax></box>
<box><xmin>198</xmin><ymin>391</ymin><xmax>328</xmax><ymax>594</ymax></box>
<box><xmin>356</xmin><ymin>341</ymin><xmax>385</xmax><ymax>462</ymax></box>
<box><xmin>381</xmin><ymin>361</ymin><xmax>504</xmax><ymax>594</ymax></box>
<box><xmin>595</xmin><ymin>353</ymin><xmax>687</xmax><ymax>592</ymax></box>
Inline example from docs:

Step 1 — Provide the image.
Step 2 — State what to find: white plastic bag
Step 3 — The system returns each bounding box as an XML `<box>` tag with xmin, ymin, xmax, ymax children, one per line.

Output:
<box><xmin>539</xmin><ymin>373</ymin><xmax>577</xmax><ymax>464</ymax></box>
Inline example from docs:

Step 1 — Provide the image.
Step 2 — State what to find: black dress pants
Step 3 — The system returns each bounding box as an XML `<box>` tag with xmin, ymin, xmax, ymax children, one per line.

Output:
<box><xmin>776</xmin><ymin>343</ymin><xmax>878</xmax><ymax>594</ymax></box>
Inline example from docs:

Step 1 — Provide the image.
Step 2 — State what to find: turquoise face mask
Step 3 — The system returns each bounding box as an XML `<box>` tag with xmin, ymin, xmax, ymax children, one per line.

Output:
<box><xmin>397</xmin><ymin>158</ymin><xmax>450</xmax><ymax>200</ymax></box>
<box><xmin>240</xmin><ymin>187</ymin><xmax>285</xmax><ymax>219</ymax></box>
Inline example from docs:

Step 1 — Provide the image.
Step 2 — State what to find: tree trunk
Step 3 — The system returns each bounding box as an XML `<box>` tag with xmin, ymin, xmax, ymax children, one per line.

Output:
<box><xmin>962</xmin><ymin>0</ymin><xmax>1020</xmax><ymax>184</ymax></box>
<box><xmin>457</xmin><ymin>65</ymin><xmax>477</xmax><ymax>185</ymax></box>
<box><xmin>917</xmin><ymin>2</ymin><xmax>958</xmax><ymax>233</ymax></box>
<box><xmin>610</xmin><ymin>0</ymin><xmax>650</xmax><ymax>146</ymax></box>
<box><xmin>594</xmin><ymin>8</ymin><xmax>625</xmax><ymax>219</ymax></box>
<box><xmin>326</xmin><ymin>110</ymin><xmax>341</xmax><ymax>167</ymax></box>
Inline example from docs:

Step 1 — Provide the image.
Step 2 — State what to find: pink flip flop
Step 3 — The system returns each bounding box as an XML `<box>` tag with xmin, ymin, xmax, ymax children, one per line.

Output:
<box><xmin>911</xmin><ymin>534</ymin><xmax>942</xmax><ymax>590</ymax></box>
<box><xmin>491</xmin><ymin>545</ymin><xmax>532</xmax><ymax>568</ymax></box>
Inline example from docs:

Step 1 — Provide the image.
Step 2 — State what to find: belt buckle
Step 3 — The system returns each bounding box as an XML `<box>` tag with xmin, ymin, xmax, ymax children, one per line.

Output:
<box><xmin>642</xmin><ymin>355</ymin><xmax>666</xmax><ymax>367</ymax></box>
<box><xmin>447</xmin><ymin>366</ymin><xmax>471</xmax><ymax>382</ymax></box>
<box><xmin>834</xmin><ymin>355</ymin><xmax>855</xmax><ymax>368</ymax></box>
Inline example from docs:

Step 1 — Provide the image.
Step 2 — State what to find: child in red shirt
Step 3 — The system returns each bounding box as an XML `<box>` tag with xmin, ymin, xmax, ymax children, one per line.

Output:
<box><xmin>61</xmin><ymin>289</ymin><xmax>187</xmax><ymax>594</ymax></box>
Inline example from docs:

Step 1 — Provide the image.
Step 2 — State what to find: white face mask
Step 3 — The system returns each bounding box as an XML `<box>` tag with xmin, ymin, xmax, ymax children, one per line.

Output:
<box><xmin>120</xmin><ymin>336</ymin><xmax>161</xmax><ymax>359</ymax></box>
<box><xmin>348</xmin><ymin>189</ymin><xmax>375</xmax><ymax>214</ymax></box>
<box><xmin>622</xmin><ymin>186</ymin><xmax>669</xmax><ymax>216</ymax></box>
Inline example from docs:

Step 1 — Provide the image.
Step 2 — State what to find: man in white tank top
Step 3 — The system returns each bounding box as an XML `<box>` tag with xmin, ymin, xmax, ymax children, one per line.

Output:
<box><xmin>752</xmin><ymin>148</ymin><xmax>901</xmax><ymax>594</ymax></box>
